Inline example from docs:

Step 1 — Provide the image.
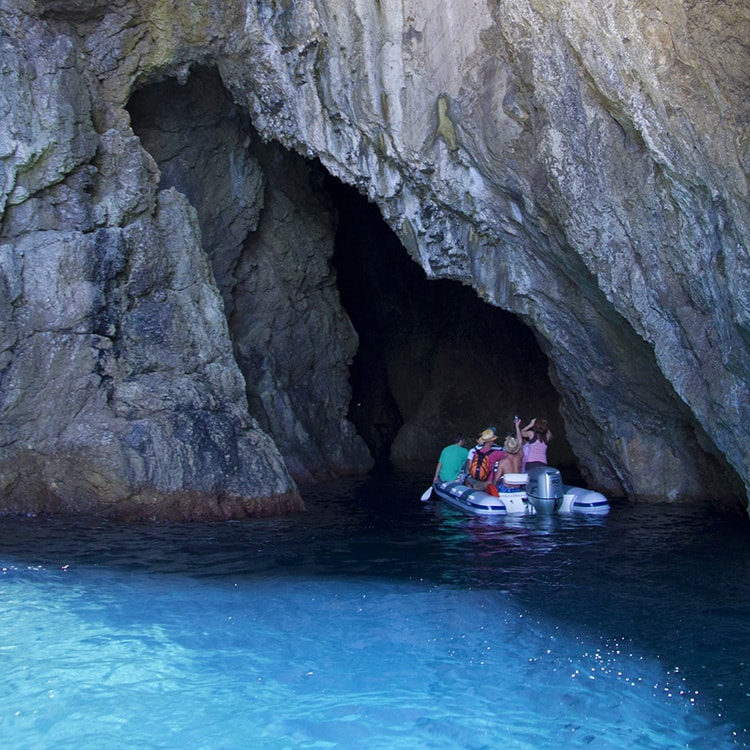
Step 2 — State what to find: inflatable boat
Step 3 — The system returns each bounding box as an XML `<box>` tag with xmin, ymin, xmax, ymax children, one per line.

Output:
<box><xmin>431</xmin><ymin>466</ymin><xmax>609</xmax><ymax>517</ymax></box>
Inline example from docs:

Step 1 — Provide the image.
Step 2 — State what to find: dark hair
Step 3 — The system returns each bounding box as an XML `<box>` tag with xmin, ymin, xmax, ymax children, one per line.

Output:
<box><xmin>531</xmin><ymin>418</ymin><xmax>549</xmax><ymax>444</ymax></box>
<box><xmin>453</xmin><ymin>433</ymin><xmax>465</xmax><ymax>443</ymax></box>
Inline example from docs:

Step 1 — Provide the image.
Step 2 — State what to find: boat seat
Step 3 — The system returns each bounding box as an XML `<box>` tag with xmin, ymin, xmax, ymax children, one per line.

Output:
<box><xmin>502</xmin><ymin>473</ymin><xmax>528</xmax><ymax>485</ymax></box>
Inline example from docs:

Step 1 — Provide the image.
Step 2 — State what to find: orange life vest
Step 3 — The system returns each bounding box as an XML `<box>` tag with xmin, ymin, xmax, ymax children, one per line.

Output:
<box><xmin>468</xmin><ymin>449</ymin><xmax>492</xmax><ymax>481</ymax></box>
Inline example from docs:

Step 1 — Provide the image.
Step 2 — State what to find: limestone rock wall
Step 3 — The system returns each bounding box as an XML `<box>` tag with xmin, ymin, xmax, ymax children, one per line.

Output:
<box><xmin>0</xmin><ymin>4</ymin><xmax>303</xmax><ymax>518</ymax></box>
<box><xmin>226</xmin><ymin>0</ymin><xmax>748</xmax><ymax>505</ymax></box>
<box><xmin>126</xmin><ymin>68</ymin><xmax>373</xmax><ymax>483</ymax></box>
<box><xmin>0</xmin><ymin>0</ymin><xmax>747</xmax><ymax>514</ymax></box>
<box><xmin>227</xmin><ymin>140</ymin><xmax>374</xmax><ymax>482</ymax></box>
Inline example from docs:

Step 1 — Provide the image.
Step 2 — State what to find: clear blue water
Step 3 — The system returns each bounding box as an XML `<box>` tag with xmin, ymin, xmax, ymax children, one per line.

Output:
<box><xmin>1</xmin><ymin>467</ymin><xmax>749</xmax><ymax>749</ymax></box>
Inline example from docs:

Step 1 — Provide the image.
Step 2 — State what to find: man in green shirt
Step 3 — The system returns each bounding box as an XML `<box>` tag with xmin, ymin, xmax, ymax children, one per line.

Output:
<box><xmin>433</xmin><ymin>434</ymin><xmax>469</xmax><ymax>483</ymax></box>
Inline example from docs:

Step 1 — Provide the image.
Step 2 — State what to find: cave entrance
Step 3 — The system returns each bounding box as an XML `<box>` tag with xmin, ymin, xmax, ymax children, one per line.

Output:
<box><xmin>325</xmin><ymin>178</ymin><xmax>575</xmax><ymax>470</ymax></box>
<box><xmin>126</xmin><ymin>66</ymin><xmax>575</xmax><ymax>481</ymax></box>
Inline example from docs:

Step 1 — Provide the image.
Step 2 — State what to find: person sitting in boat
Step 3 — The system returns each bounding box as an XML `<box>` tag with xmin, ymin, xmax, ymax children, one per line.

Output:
<box><xmin>495</xmin><ymin>420</ymin><xmax>524</xmax><ymax>492</ymax></box>
<box><xmin>521</xmin><ymin>417</ymin><xmax>552</xmax><ymax>470</ymax></box>
<box><xmin>432</xmin><ymin>433</ymin><xmax>469</xmax><ymax>484</ymax></box>
<box><xmin>464</xmin><ymin>428</ymin><xmax>505</xmax><ymax>491</ymax></box>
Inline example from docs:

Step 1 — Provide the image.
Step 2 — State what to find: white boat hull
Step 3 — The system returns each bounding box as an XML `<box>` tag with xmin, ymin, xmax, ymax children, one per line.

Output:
<box><xmin>559</xmin><ymin>485</ymin><xmax>610</xmax><ymax>514</ymax></box>
<box><xmin>433</xmin><ymin>480</ymin><xmax>530</xmax><ymax>516</ymax></box>
<box><xmin>432</xmin><ymin>469</ymin><xmax>610</xmax><ymax>517</ymax></box>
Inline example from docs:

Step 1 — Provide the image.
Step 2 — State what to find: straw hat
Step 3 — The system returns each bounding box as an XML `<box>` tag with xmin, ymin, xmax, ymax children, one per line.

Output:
<box><xmin>477</xmin><ymin>428</ymin><xmax>498</xmax><ymax>444</ymax></box>
<box><xmin>503</xmin><ymin>436</ymin><xmax>520</xmax><ymax>454</ymax></box>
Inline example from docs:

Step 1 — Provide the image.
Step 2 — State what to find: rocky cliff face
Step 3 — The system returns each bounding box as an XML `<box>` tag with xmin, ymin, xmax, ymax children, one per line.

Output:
<box><xmin>0</xmin><ymin>0</ymin><xmax>747</xmax><ymax>517</ymax></box>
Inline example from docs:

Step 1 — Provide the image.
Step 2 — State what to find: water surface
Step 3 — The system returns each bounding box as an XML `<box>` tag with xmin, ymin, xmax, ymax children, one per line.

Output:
<box><xmin>1</xmin><ymin>468</ymin><xmax>748</xmax><ymax>748</ymax></box>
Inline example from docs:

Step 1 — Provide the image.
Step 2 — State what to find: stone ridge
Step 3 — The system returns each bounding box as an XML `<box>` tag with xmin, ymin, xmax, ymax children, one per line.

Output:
<box><xmin>0</xmin><ymin>0</ymin><xmax>747</xmax><ymax>516</ymax></box>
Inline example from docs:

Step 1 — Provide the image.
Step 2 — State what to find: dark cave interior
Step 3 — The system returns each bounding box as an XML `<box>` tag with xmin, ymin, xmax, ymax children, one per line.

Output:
<box><xmin>127</xmin><ymin>67</ymin><xmax>578</xmax><ymax>478</ymax></box>
<box><xmin>325</xmin><ymin>177</ymin><xmax>574</xmax><ymax>469</ymax></box>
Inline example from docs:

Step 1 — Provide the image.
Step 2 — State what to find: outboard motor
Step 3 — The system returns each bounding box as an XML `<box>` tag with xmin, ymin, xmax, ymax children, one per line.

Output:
<box><xmin>526</xmin><ymin>466</ymin><xmax>563</xmax><ymax>514</ymax></box>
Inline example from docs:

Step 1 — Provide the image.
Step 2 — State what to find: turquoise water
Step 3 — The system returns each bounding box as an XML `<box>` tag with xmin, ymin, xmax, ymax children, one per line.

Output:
<box><xmin>1</xmin><ymin>468</ymin><xmax>748</xmax><ymax>748</ymax></box>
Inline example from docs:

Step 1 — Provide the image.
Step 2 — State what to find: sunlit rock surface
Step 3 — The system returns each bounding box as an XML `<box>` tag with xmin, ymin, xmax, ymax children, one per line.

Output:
<box><xmin>0</xmin><ymin>0</ymin><xmax>747</xmax><ymax>516</ymax></box>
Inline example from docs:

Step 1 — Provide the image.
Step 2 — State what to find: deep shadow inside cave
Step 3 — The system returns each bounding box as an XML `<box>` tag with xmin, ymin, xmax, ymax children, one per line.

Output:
<box><xmin>324</xmin><ymin>178</ymin><xmax>576</xmax><ymax>471</ymax></box>
<box><xmin>126</xmin><ymin>66</ymin><xmax>578</xmax><ymax>479</ymax></box>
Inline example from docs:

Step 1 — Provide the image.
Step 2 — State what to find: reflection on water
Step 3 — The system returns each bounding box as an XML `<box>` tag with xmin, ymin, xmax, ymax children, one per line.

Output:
<box><xmin>0</xmin><ymin>466</ymin><xmax>748</xmax><ymax>749</ymax></box>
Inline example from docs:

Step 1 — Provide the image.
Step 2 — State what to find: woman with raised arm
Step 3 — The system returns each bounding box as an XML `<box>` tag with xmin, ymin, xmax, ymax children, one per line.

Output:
<box><xmin>521</xmin><ymin>417</ymin><xmax>552</xmax><ymax>471</ymax></box>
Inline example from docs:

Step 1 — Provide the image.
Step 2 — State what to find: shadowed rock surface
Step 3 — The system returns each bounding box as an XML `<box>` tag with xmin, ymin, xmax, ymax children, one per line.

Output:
<box><xmin>0</xmin><ymin>0</ymin><xmax>747</xmax><ymax>518</ymax></box>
